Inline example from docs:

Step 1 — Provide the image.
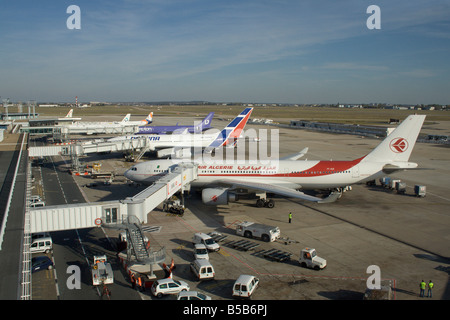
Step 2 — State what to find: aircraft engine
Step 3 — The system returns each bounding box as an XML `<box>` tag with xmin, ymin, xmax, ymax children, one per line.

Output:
<box><xmin>202</xmin><ymin>188</ymin><xmax>237</xmax><ymax>205</ymax></box>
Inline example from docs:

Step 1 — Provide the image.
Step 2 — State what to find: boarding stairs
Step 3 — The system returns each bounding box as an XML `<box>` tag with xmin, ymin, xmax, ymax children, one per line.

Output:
<box><xmin>125</xmin><ymin>218</ymin><xmax>151</xmax><ymax>262</ymax></box>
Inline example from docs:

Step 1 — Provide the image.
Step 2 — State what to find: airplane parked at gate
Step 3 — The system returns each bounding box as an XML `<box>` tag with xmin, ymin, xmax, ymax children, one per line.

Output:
<box><xmin>67</xmin><ymin>112</ymin><xmax>153</xmax><ymax>129</ymax></box>
<box><xmin>109</xmin><ymin>108</ymin><xmax>252</xmax><ymax>158</ymax></box>
<box><xmin>124</xmin><ymin>115</ymin><xmax>426</xmax><ymax>208</ymax></box>
<box><xmin>136</xmin><ymin>112</ymin><xmax>214</xmax><ymax>135</ymax></box>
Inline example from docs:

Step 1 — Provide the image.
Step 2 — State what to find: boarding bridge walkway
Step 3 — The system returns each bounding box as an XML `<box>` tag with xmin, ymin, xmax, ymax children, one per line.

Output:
<box><xmin>28</xmin><ymin>136</ymin><xmax>151</xmax><ymax>158</ymax></box>
<box><xmin>29</xmin><ymin>162</ymin><xmax>198</xmax><ymax>233</ymax></box>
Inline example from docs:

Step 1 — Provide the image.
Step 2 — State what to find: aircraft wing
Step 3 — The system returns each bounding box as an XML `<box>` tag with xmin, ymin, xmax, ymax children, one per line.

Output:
<box><xmin>280</xmin><ymin>147</ymin><xmax>309</xmax><ymax>160</ymax></box>
<box><xmin>214</xmin><ymin>178</ymin><xmax>323</xmax><ymax>202</ymax></box>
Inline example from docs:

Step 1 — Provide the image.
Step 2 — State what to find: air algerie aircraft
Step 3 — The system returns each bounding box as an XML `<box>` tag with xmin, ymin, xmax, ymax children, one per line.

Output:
<box><xmin>124</xmin><ymin>114</ymin><xmax>426</xmax><ymax>208</ymax></box>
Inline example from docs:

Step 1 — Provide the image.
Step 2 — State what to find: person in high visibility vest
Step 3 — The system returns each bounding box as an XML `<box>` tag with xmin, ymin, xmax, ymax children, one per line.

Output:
<box><xmin>420</xmin><ymin>280</ymin><xmax>426</xmax><ymax>297</ymax></box>
<box><xmin>289</xmin><ymin>212</ymin><xmax>292</xmax><ymax>223</ymax></box>
<box><xmin>427</xmin><ymin>280</ymin><xmax>434</xmax><ymax>298</ymax></box>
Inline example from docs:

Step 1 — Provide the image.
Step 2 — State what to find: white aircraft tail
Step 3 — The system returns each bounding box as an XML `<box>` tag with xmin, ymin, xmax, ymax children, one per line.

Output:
<box><xmin>362</xmin><ymin>115</ymin><xmax>426</xmax><ymax>163</ymax></box>
<box><xmin>121</xmin><ymin>114</ymin><xmax>131</xmax><ymax>123</ymax></box>
<box><xmin>65</xmin><ymin>109</ymin><xmax>73</xmax><ymax>118</ymax></box>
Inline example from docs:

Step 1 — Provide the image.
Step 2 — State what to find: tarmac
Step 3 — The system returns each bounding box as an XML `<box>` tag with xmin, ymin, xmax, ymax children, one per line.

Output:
<box><xmin>58</xmin><ymin>119</ymin><xmax>450</xmax><ymax>300</ymax></box>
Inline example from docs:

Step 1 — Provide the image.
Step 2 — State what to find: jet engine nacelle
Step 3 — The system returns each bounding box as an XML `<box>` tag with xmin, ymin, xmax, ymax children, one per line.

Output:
<box><xmin>202</xmin><ymin>188</ymin><xmax>237</xmax><ymax>205</ymax></box>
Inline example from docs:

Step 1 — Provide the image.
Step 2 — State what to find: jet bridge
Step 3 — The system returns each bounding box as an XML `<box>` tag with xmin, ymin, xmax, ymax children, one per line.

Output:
<box><xmin>29</xmin><ymin>162</ymin><xmax>198</xmax><ymax>233</ymax></box>
<box><xmin>28</xmin><ymin>136</ymin><xmax>151</xmax><ymax>158</ymax></box>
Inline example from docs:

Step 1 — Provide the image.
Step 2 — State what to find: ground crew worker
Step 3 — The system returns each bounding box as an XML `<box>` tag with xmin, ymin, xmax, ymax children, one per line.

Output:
<box><xmin>130</xmin><ymin>273</ymin><xmax>136</xmax><ymax>289</ymax></box>
<box><xmin>137</xmin><ymin>276</ymin><xmax>143</xmax><ymax>292</ymax></box>
<box><xmin>289</xmin><ymin>212</ymin><xmax>292</xmax><ymax>223</ymax></box>
<box><xmin>427</xmin><ymin>280</ymin><xmax>434</xmax><ymax>298</ymax></box>
<box><xmin>420</xmin><ymin>280</ymin><xmax>426</xmax><ymax>297</ymax></box>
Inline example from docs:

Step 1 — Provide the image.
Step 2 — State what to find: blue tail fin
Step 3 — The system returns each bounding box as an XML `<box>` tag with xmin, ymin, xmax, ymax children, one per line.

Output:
<box><xmin>206</xmin><ymin>108</ymin><xmax>253</xmax><ymax>150</ymax></box>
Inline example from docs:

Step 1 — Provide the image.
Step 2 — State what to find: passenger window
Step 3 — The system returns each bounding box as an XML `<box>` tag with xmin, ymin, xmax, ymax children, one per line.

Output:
<box><xmin>160</xmin><ymin>284</ymin><xmax>167</xmax><ymax>289</ymax></box>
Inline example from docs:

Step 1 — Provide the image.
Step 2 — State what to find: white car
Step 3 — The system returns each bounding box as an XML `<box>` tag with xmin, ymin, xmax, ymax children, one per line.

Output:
<box><xmin>151</xmin><ymin>278</ymin><xmax>190</xmax><ymax>298</ymax></box>
<box><xmin>177</xmin><ymin>291</ymin><xmax>212</xmax><ymax>300</ymax></box>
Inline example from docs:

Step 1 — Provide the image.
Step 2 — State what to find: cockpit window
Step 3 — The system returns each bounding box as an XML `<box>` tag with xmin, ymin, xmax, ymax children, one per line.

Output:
<box><xmin>131</xmin><ymin>167</ymin><xmax>137</xmax><ymax>171</ymax></box>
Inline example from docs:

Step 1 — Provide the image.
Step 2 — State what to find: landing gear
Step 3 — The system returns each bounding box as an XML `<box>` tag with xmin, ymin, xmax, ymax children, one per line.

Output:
<box><xmin>255</xmin><ymin>198</ymin><xmax>275</xmax><ymax>208</ymax></box>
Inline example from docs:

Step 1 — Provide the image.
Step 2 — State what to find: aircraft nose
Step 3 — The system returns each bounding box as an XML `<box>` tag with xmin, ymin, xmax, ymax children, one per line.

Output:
<box><xmin>124</xmin><ymin>168</ymin><xmax>133</xmax><ymax>180</ymax></box>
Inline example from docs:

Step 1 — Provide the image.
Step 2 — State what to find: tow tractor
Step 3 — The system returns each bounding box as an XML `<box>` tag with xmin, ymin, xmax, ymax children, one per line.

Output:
<box><xmin>91</xmin><ymin>255</ymin><xmax>114</xmax><ymax>298</ymax></box>
<box><xmin>162</xmin><ymin>196</ymin><xmax>185</xmax><ymax>215</ymax></box>
<box><xmin>298</xmin><ymin>248</ymin><xmax>327</xmax><ymax>270</ymax></box>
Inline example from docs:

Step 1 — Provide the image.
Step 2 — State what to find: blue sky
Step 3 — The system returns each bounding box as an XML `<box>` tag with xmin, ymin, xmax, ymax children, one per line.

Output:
<box><xmin>1</xmin><ymin>0</ymin><xmax>449</xmax><ymax>104</ymax></box>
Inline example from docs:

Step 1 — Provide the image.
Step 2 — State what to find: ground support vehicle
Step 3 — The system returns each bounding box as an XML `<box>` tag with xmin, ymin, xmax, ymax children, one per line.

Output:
<box><xmin>415</xmin><ymin>185</ymin><xmax>426</xmax><ymax>197</ymax></box>
<box><xmin>299</xmin><ymin>248</ymin><xmax>327</xmax><ymax>270</ymax></box>
<box><xmin>192</xmin><ymin>233</ymin><xmax>220</xmax><ymax>251</ymax></box>
<box><xmin>92</xmin><ymin>255</ymin><xmax>114</xmax><ymax>286</ymax></box>
<box><xmin>163</xmin><ymin>197</ymin><xmax>185</xmax><ymax>215</ymax></box>
<box><xmin>232</xmin><ymin>275</ymin><xmax>259</xmax><ymax>299</ymax></box>
<box><xmin>236</xmin><ymin>221</ymin><xmax>281</xmax><ymax>242</ymax></box>
<box><xmin>261</xmin><ymin>248</ymin><xmax>292</xmax><ymax>262</ymax></box>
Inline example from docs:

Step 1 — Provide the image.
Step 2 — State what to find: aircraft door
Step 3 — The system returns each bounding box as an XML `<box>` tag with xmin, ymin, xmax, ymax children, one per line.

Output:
<box><xmin>352</xmin><ymin>165</ymin><xmax>360</xmax><ymax>178</ymax></box>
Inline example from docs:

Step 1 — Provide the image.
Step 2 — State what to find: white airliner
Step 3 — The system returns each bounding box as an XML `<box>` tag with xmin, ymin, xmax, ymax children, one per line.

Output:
<box><xmin>124</xmin><ymin>114</ymin><xmax>426</xmax><ymax>207</ymax></box>
<box><xmin>108</xmin><ymin>108</ymin><xmax>253</xmax><ymax>158</ymax></box>
<box><xmin>67</xmin><ymin>112</ymin><xmax>153</xmax><ymax>128</ymax></box>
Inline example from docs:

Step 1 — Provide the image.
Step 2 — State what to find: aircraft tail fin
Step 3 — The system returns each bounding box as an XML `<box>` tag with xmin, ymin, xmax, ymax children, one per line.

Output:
<box><xmin>121</xmin><ymin>114</ymin><xmax>131</xmax><ymax>123</ymax></box>
<box><xmin>362</xmin><ymin>115</ymin><xmax>426</xmax><ymax>163</ymax></box>
<box><xmin>65</xmin><ymin>109</ymin><xmax>73</xmax><ymax>118</ymax></box>
<box><xmin>143</xmin><ymin>112</ymin><xmax>153</xmax><ymax>124</ymax></box>
<box><xmin>201</xmin><ymin>112</ymin><xmax>214</xmax><ymax>129</ymax></box>
<box><xmin>206</xmin><ymin>108</ymin><xmax>253</xmax><ymax>150</ymax></box>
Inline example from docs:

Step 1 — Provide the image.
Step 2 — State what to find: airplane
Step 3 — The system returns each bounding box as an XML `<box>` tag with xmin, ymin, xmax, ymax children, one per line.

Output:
<box><xmin>136</xmin><ymin>112</ymin><xmax>214</xmax><ymax>135</ymax></box>
<box><xmin>108</xmin><ymin>108</ymin><xmax>252</xmax><ymax>158</ymax></box>
<box><xmin>68</xmin><ymin>112</ymin><xmax>153</xmax><ymax>128</ymax></box>
<box><xmin>121</xmin><ymin>112</ymin><xmax>153</xmax><ymax>125</ymax></box>
<box><xmin>57</xmin><ymin>109</ymin><xmax>82</xmax><ymax>122</ymax></box>
<box><xmin>124</xmin><ymin>114</ymin><xmax>426</xmax><ymax>208</ymax></box>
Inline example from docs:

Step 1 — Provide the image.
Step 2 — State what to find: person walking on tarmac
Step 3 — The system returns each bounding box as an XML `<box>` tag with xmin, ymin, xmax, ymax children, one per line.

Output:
<box><xmin>427</xmin><ymin>280</ymin><xmax>434</xmax><ymax>298</ymax></box>
<box><xmin>289</xmin><ymin>212</ymin><xmax>292</xmax><ymax>223</ymax></box>
<box><xmin>420</xmin><ymin>280</ymin><xmax>426</xmax><ymax>297</ymax></box>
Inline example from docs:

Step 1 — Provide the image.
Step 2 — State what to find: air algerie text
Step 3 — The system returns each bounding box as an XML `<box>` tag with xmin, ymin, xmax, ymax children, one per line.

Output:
<box><xmin>183</xmin><ymin>305</ymin><xmax>217</xmax><ymax>317</ymax></box>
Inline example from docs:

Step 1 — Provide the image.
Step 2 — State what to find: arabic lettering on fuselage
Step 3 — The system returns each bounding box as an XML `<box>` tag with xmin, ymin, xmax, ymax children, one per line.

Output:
<box><xmin>198</xmin><ymin>165</ymin><xmax>277</xmax><ymax>171</ymax></box>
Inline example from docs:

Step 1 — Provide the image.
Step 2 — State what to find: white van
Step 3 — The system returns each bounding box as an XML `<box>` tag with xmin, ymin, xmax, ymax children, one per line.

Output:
<box><xmin>192</xmin><ymin>233</ymin><xmax>220</xmax><ymax>252</ymax></box>
<box><xmin>232</xmin><ymin>275</ymin><xmax>259</xmax><ymax>299</ymax></box>
<box><xmin>193</xmin><ymin>244</ymin><xmax>209</xmax><ymax>260</ymax></box>
<box><xmin>30</xmin><ymin>237</ymin><xmax>52</xmax><ymax>254</ymax></box>
<box><xmin>190</xmin><ymin>259</ymin><xmax>215</xmax><ymax>280</ymax></box>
